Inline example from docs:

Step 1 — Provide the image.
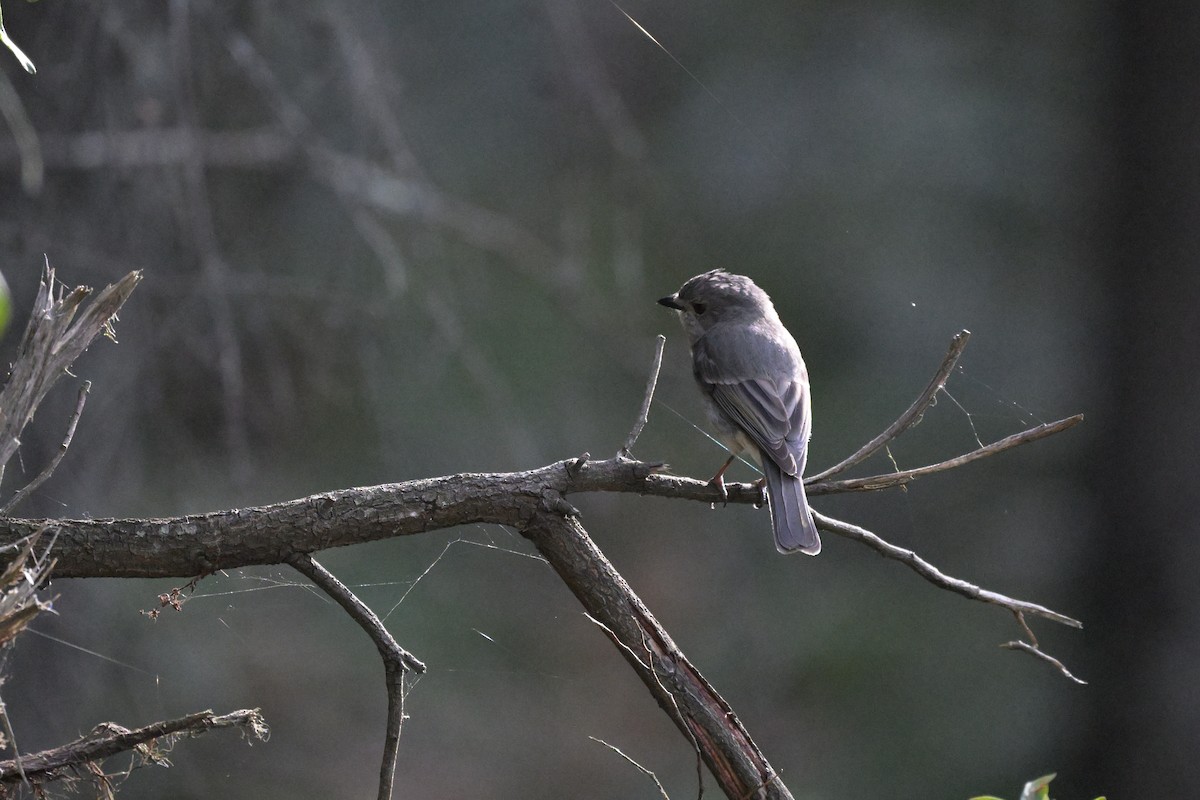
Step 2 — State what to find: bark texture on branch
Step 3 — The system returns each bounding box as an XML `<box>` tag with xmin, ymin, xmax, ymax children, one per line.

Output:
<box><xmin>0</xmin><ymin>458</ymin><xmax>679</xmax><ymax>577</ymax></box>
<box><xmin>523</xmin><ymin>511</ymin><xmax>792</xmax><ymax>800</ymax></box>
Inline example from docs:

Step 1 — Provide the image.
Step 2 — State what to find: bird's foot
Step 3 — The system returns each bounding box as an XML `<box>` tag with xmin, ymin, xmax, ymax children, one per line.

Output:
<box><xmin>708</xmin><ymin>472</ymin><xmax>729</xmax><ymax>508</ymax></box>
<box><xmin>707</xmin><ymin>454</ymin><xmax>736</xmax><ymax>508</ymax></box>
<box><xmin>752</xmin><ymin>477</ymin><xmax>767</xmax><ymax>509</ymax></box>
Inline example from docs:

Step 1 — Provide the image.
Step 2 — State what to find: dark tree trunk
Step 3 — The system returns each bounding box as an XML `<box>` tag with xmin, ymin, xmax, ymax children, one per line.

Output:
<box><xmin>1067</xmin><ymin>3</ymin><xmax>1200</xmax><ymax>796</ymax></box>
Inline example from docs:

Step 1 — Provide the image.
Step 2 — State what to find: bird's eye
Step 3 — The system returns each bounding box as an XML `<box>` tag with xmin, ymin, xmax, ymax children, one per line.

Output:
<box><xmin>692</xmin><ymin>302</ymin><xmax>707</xmax><ymax>315</ymax></box>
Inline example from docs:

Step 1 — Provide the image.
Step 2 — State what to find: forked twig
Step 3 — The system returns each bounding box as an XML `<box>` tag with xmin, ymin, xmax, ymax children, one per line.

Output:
<box><xmin>806</xmin><ymin>415</ymin><xmax>1083</xmax><ymax>495</ymax></box>
<box><xmin>798</xmin><ymin>329</ymin><xmax>1083</xmax><ymax>678</ymax></box>
<box><xmin>1000</xmin><ymin>611</ymin><xmax>1086</xmax><ymax>684</ymax></box>
<box><xmin>285</xmin><ymin>552</ymin><xmax>425</xmax><ymax>800</ymax></box>
<box><xmin>808</xmin><ymin>329</ymin><xmax>971</xmax><ymax>482</ymax></box>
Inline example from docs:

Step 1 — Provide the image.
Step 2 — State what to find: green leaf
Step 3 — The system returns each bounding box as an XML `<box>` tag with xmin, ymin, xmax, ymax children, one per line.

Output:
<box><xmin>0</xmin><ymin>269</ymin><xmax>10</xmax><ymax>340</ymax></box>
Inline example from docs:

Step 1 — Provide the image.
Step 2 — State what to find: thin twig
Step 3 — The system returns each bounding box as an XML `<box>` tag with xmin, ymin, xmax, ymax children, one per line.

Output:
<box><xmin>806</xmin><ymin>415</ymin><xmax>1084</xmax><ymax>494</ymax></box>
<box><xmin>1014</xmin><ymin>609</ymin><xmax>1038</xmax><ymax>647</ymax></box>
<box><xmin>620</xmin><ymin>334</ymin><xmax>666</xmax><ymax>457</ymax></box>
<box><xmin>999</xmin><ymin>640</ymin><xmax>1087</xmax><ymax>684</ymax></box>
<box><xmin>589</xmin><ymin>736</ymin><xmax>671</xmax><ymax>800</ymax></box>
<box><xmin>812</xmin><ymin>510</ymin><xmax>1081</xmax><ymax>628</ymax></box>
<box><xmin>0</xmin><ymin>527</ymin><xmax>56</xmax><ymax>649</ymax></box>
<box><xmin>999</xmin><ymin>611</ymin><xmax>1086</xmax><ymax>684</ymax></box>
<box><xmin>0</xmin><ymin>695</ymin><xmax>26</xmax><ymax>787</ymax></box>
<box><xmin>285</xmin><ymin>553</ymin><xmax>425</xmax><ymax>800</ymax></box>
<box><xmin>285</xmin><ymin>557</ymin><xmax>428</xmax><ymax>674</ymax></box>
<box><xmin>585</xmin><ymin>612</ymin><xmax>650</xmax><ymax>670</ymax></box>
<box><xmin>808</xmin><ymin>329</ymin><xmax>971</xmax><ymax>481</ymax></box>
<box><xmin>1</xmin><ymin>381</ymin><xmax>90</xmax><ymax>515</ymax></box>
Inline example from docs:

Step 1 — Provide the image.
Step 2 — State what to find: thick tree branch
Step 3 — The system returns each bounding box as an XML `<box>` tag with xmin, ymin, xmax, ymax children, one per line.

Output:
<box><xmin>0</xmin><ymin>267</ymin><xmax>1085</xmax><ymax>800</ymax></box>
<box><xmin>0</xmin><ymin>447</ymin><xmax>1079</xmax><ymax>626</ymax></box>
<box><xmin>0</xmin><ymin>326</ymin><xmax>1086</xmax><ymax>696</ymax></box>
<box><xmin>523</xmin><ymin>510</ymin><xmax>792</xmax><ymax>800</ymax></box>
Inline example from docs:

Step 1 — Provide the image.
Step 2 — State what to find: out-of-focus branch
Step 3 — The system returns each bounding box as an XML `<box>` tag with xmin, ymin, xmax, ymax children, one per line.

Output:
<box><xmin>0</xmin><ymin>125</ymin><xmax>564</xmax><ymax>280</ymax></box>
<box><xmin>544</xmin><ymin>0</ymin><xmax>648</xmax><ymax>161</ymax></box>
<box><xmin>0</xmin><ymin>709</ymin><xmax>268</xmax><ymax>787</ymax></box>
<box><xmin>0</xmin><ymin>67</ymin><xmax>42</xmax><ymax>192</ymax></box>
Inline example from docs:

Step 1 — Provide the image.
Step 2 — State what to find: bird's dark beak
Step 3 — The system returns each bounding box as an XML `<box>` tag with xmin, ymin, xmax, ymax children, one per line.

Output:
<box><xmin>658</xmin><ymin>294</ymin><xmax>684</xmax><ymax>310</ymax></box>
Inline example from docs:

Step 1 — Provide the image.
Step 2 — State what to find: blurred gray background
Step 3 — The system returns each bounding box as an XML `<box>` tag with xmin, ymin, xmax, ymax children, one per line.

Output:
<box><xmin>0</xmin><ymin>1</ymin><xmax>1195</xmax><ymax>798</ymax></box>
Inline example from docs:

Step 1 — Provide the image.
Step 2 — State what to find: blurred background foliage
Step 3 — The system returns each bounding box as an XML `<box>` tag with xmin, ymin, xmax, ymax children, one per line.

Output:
<box><xmin>0</xmin><ymin>1</ymin><xmax>1194</xmax><ymax>798</ymax></box>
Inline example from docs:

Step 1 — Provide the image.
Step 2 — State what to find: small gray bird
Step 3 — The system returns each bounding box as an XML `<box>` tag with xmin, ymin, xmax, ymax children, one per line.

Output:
<box><xmin>659</xmin><ymin>269</ymin><xmax>820</xmax><ymax>555</ymax></box>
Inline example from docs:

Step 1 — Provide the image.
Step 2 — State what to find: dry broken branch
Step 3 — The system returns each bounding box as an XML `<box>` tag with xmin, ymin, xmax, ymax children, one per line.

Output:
<box><xmin>0</xmin><ymin>709</ymin><xmax>268</xmax><ymax>787</ymax></box>
<box><xmin>0</xmin><ymin>529</ymin><xmax>56</xmax><ymax>646</ymax></box>
<box><xmin>0</xmin><ymin>263</ymin><xmax>140</xmax><ymax>489</ymax></box>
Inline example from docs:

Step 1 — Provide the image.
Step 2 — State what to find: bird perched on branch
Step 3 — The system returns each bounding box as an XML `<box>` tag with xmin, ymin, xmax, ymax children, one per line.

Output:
<box><xmin>659</xmin><ymin>269</ymin><xmax>820</xmax><ymax>555</ymax></box>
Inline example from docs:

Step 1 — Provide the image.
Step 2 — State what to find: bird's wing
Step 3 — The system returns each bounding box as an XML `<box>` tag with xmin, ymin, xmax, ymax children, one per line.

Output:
<box><xmin>693</xmin><ymin>335</ymin><xmax>810</xmax><ymax>478</ymax></box>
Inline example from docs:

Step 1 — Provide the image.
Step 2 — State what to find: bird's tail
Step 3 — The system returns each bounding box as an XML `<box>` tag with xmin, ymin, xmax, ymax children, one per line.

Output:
<box><xmin>763</xmin><ymin>460</ymin><xmax>821</xmax><ymax>555</ymax></box>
